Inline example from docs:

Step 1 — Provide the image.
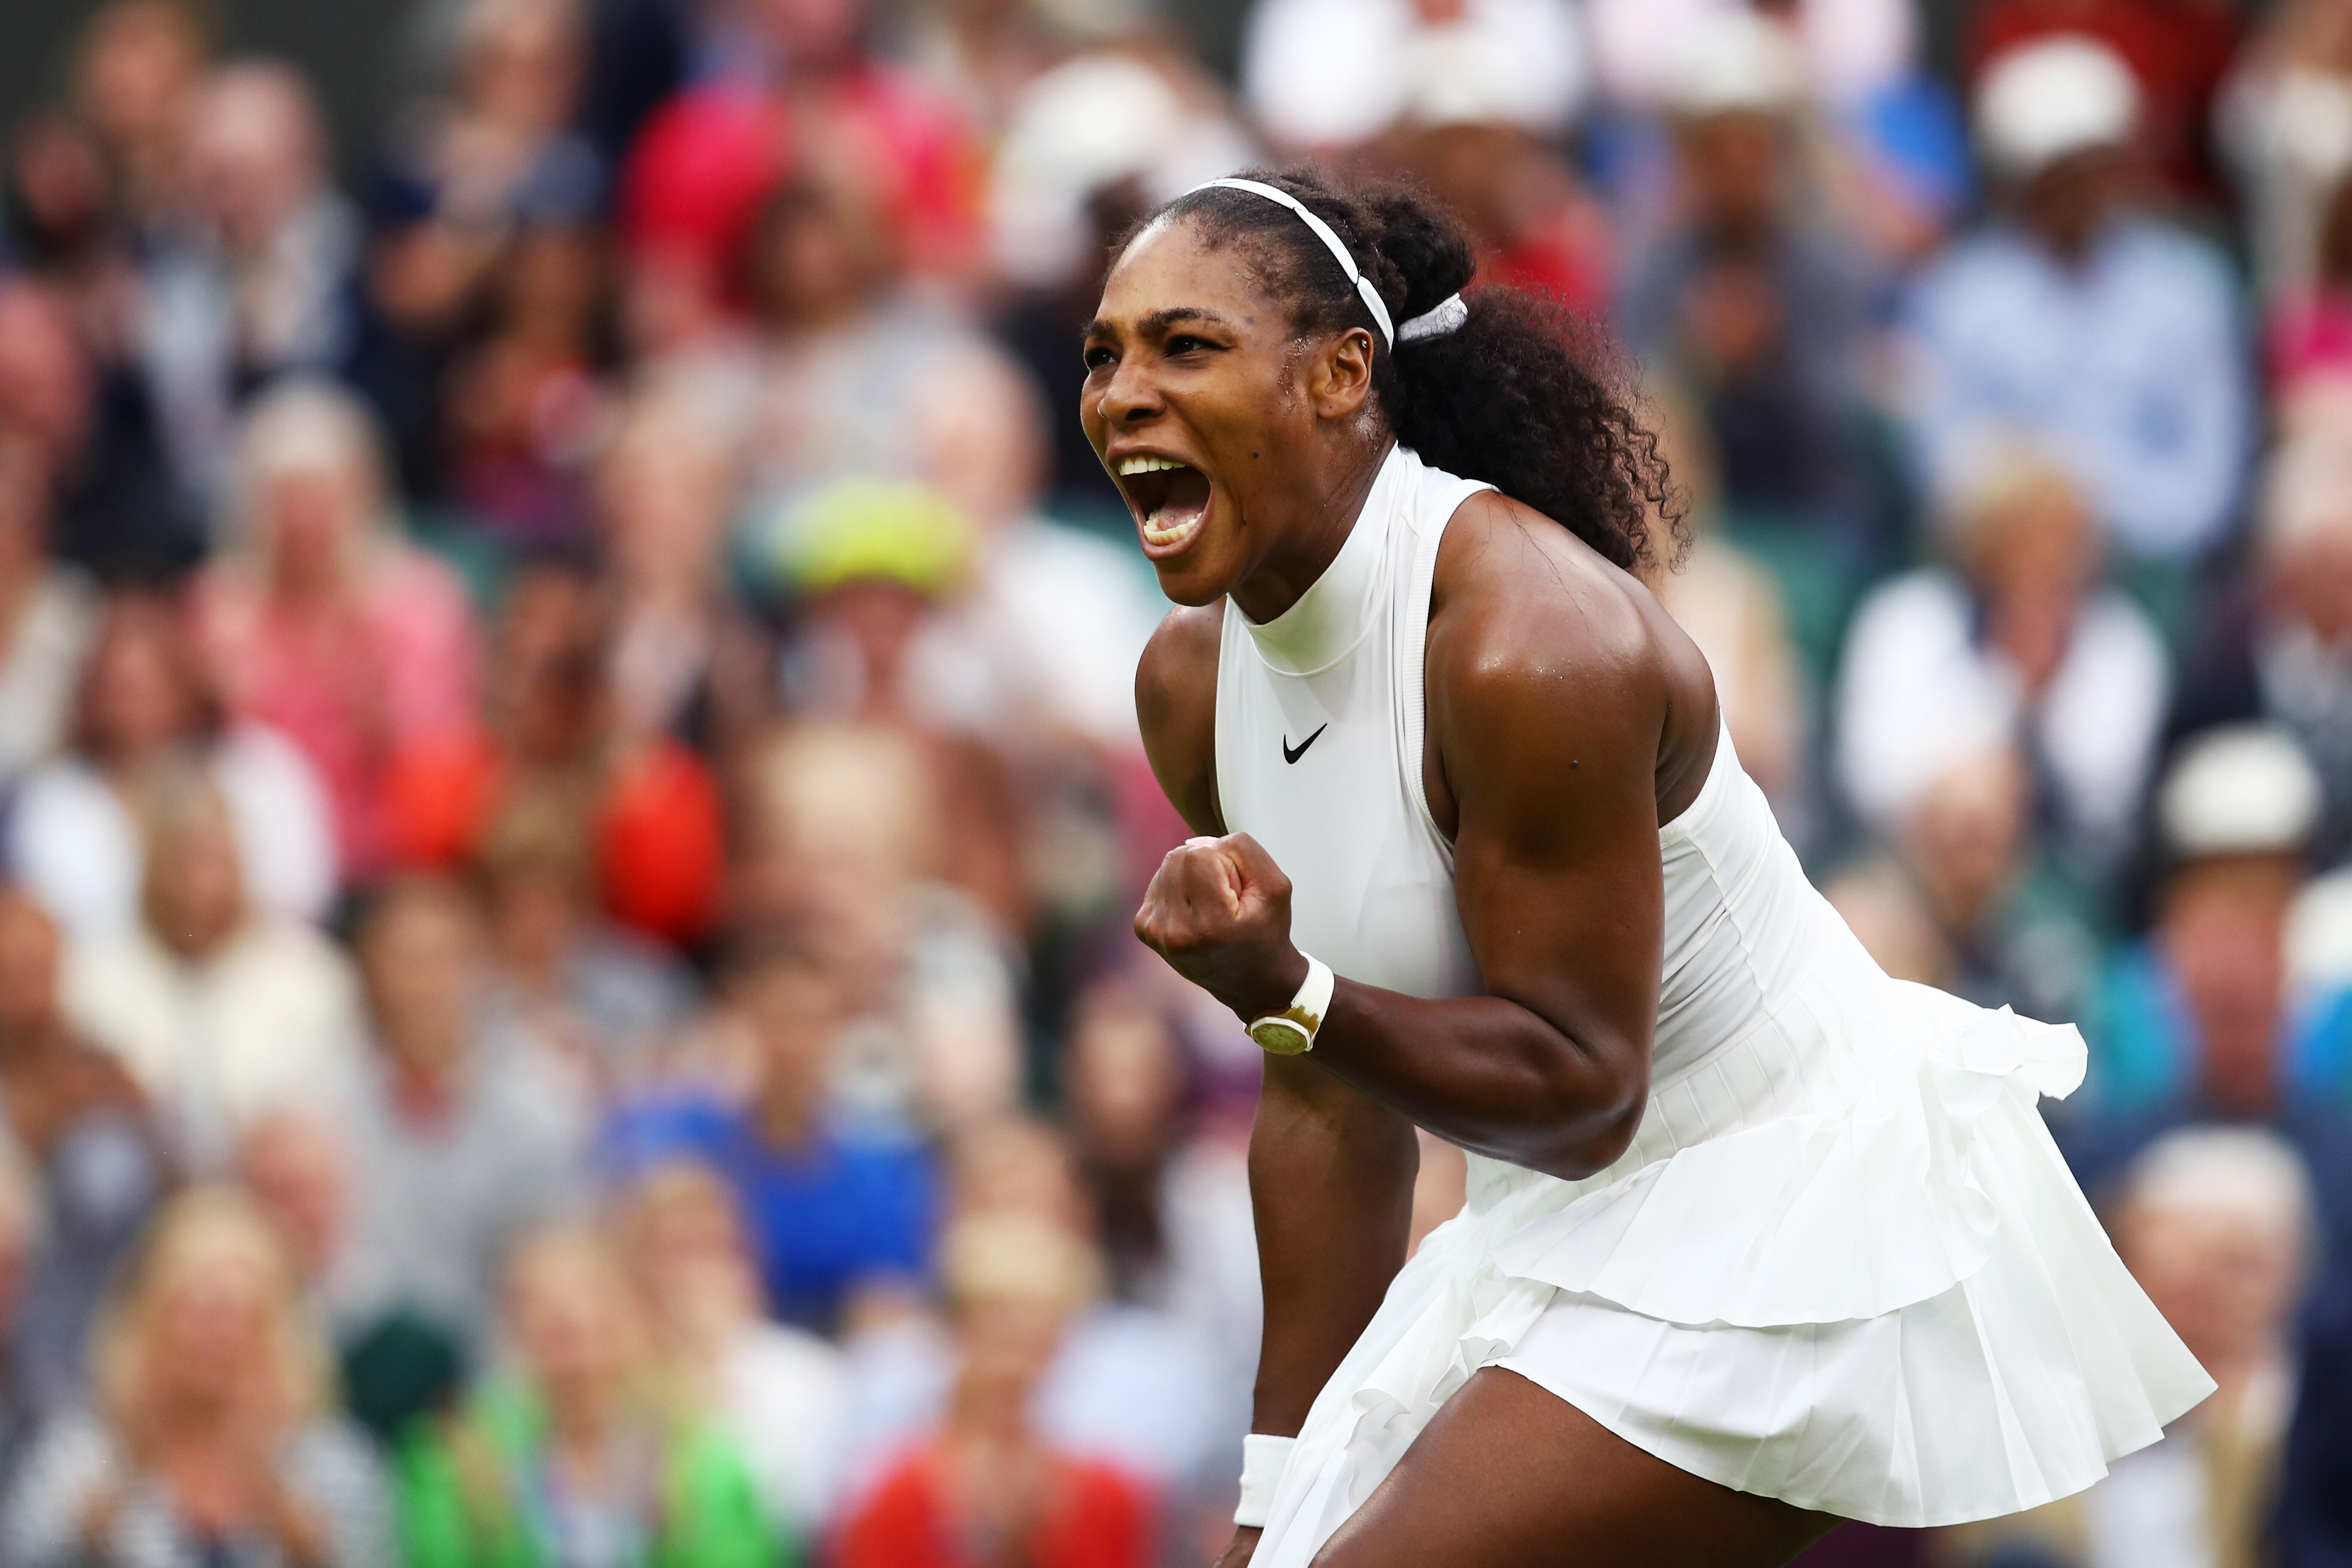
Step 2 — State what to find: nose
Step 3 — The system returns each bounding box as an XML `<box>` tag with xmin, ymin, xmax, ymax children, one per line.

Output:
<box><xmin>1093</xmin><ymin>354</ymin><xmax>1164</xmax><ymax>429</ymax></box>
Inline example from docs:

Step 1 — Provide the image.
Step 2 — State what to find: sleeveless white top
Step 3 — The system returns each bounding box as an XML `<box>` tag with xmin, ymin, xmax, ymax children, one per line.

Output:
<box><xmin>1212</xmin><ymin>445</ymin><xmax>2212</xmax><ymax>1550</ymax></box>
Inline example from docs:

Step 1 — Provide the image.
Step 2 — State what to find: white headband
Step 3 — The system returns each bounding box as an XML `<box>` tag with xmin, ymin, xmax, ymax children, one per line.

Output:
<box><xmin>1190</xmin><ymin>178</ymin><xmax>1467</xmax><ymax>349</ymax></box>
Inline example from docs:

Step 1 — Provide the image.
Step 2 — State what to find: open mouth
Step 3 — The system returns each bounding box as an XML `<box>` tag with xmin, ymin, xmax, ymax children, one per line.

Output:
<box><xmin>1115</xmin><ymin>455</ymin><xmax>1213</xmax><ymax>556</ymax></box>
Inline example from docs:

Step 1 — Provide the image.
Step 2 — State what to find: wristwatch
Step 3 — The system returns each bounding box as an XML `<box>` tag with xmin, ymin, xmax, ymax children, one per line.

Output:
<box><xmin>1246</xmin><ymin>954</ymin><xmax>1335</xmax><ymax>1056</ymax></box>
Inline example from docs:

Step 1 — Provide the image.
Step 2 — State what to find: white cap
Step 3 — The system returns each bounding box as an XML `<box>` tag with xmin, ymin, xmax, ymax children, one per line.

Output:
<box><xmin>2157</xmin><ymin>723</ymin><xmax>2322</xmax><ymax>861</ymax></box>
<box><xmin>1975</xmin><ymin>35</ymin><xmax>2141</xmax><ymax>178</ymax></box>
<box><xmin>988</xmin><ymin>53</ymin><xmax>1256</xmax><ymax>288</ymax></box>
<box><xmin>1669</xmin><ymin>8</ymin><xmax>1805</xmax><ymax>118</ymax></box>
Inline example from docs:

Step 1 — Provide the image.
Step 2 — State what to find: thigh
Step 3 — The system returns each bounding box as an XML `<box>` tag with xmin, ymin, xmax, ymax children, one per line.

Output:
<box><xmin>1309</xmin><ymin>1368</ymin><xmax>1838</xmax><ymax>1568</ymax></box>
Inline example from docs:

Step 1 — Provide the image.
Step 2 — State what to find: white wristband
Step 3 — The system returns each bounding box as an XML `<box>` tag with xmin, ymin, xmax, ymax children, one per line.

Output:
<box><xmin>1234</xmin><ymin>1433</ymin><xmax>1296</xmax><ymax>1528</ymax></box>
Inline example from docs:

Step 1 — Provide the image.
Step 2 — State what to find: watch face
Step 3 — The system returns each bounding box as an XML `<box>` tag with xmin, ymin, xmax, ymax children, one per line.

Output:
<box><xmin>1249</xmin><ymin>1016</ymin><xmax>1313</xmax><ymax>1056</ymax></box>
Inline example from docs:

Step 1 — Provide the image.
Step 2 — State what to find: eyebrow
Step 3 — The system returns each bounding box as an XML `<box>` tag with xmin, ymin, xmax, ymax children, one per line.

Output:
<box><xmin>1079</xmin><ymin>306</ymin><xmax>1234</xmax><ymax>346</ymax></box>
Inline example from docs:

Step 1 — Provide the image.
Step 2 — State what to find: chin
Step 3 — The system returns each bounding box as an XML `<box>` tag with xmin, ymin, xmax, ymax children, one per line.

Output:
<box><xmin>1148</xmin><ymin>557</ymin><xmax>1233</xmax><ymax>608</ymax></box>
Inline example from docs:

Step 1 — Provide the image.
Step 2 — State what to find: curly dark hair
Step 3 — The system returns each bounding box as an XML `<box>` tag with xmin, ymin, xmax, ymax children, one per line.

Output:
<box><xmin>1142</xmin><ymin>168</ymin><xmax>1684</xmax><ymax>573</ymax></box>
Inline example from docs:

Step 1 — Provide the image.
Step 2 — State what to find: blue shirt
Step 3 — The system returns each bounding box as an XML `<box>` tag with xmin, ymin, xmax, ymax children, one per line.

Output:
<box><xmin>1900</xmin><ymin>216</ymin><xmax>2251</xmax><ymax>561</ymax></box>
<box><xmin>603</xmin><ymin>1099</ymin><xmax>936</xmax><ymax>1333</ymax></box>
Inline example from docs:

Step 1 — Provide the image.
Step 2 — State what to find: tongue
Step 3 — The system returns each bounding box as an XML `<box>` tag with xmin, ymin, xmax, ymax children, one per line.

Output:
<box><xmin>1150</xmin><ymin>468</ymin><xmax>1212</xmax><ymax>530</ymax></box>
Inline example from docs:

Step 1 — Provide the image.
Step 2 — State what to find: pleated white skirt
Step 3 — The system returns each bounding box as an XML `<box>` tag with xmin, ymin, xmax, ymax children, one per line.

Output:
<box><xmin>1252</xmin><ymin>934</ymin><xmax>2214</xmax><ymax>1563</ymax></box>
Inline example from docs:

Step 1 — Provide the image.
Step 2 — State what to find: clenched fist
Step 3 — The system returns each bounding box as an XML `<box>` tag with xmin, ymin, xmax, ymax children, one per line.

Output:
<box><xmin>1133</xmin><ymin>833</ymin><xmax>1310</xmax><ymax>1021</ymax></box>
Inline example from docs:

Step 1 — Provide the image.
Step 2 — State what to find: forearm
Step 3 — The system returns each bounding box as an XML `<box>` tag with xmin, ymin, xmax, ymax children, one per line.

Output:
<box><xmin>1309</xmin><ymin>978</ymin><xmax>1645</xmax><ymax>1181</ymax></box>
<box><xmin>1246</xmin><ymin>1056</ymin><xmax>1418</xmax><ymax>1436</ymax></box>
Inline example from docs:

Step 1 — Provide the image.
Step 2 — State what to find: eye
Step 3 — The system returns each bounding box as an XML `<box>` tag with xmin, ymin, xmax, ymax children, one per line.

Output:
<box><xmin>1166</xmin><ymin>334</ymin><xmax>1216</xmax><ymax>356</ymax></box>
<box><xmin>1082</xmin><ymin>344</ymin><xmax>1116</xmax><ymax>371</ymax></box>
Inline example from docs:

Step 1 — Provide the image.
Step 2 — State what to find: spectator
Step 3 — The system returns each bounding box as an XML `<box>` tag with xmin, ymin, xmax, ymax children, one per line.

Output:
<box><xmin>70</xmin><ymin>0</ymin><xmax>212</xmax><ymax>229</ymax></box>
<box><xmin>618</xmin><ymin>1161</ymin><xmax>848</xmax><ymax>1552</ymax></box>
<box><xmin>1240</xmin><ymin>0</ymin><xmax>1589</xmax><ymax>153</ymax></box>
<box><xmin>605</xmin><ymin>933</ymin><xmax>936</xmax><ymax>1335</ymax></box>
<box><xmin>739</xmin><ymin>173</ymin><xmax>1017</xmax><ymax>509</ymax></box>
<box><xmin>1943</xmin><ymin>1127</ymin><xmax>2311</xmax><ymax>1568</ymax></box>
<box><xmin>905</xmin><ymin>358</ymin><xmax>1165</xmax><ymax>756</ymax></box>
<box><xmin>1848</xmin><ymin>742</ymin><xmax>2103</xmax><ymax>1044</ymax></box>
<box><xmin>434</xmin><ymin>222</ymin><xmax>615</xmax><ymax>552</ymax></box>
<box><xmin>1</xmin><ymin>1186</ymin><xmax>395</xmax><ymax>1568</ymax></box>
<box><xmin>341</xmin><ymin>877</ymin><xmax>586</xmax><ymax>1360</ymax></box>
<box><xmin>732</xmin><ymin>720</ymin><xmax>1023</xmax><ymax>1121</ymax></box>
<box><xmin>374</xmin><ymin>0</ymin><xmax>603</xmax><ymax>320</ymax></box>
<box><xmin>612</xmin><ymin>0</ymin><xmax>979</xmax><ymax>325</ymax></box>
<box><xmin>138</xmin><ymin>63</ymin><xmax>371</xmax><ymax>503</ymax></box>
<box><xmin>2224</xmin><ymin>0</ymin><xmax>2352</xmax><ymax>306</ymax></box>
<box><xmin>397</xmin><ymin>1225</ymin><xmax>773</xmax><ymax>1568</ymax></box>
<box><xmin>10</xmin><ymin>591</ymin><xmax>336</xmax><ymax>943</ymax></box>
<box><xmin>237</xmin><ymin>1107</ymin><xmax>471</xmax><ymax>1446</ymax></box>
<box><xmin>843</xmin><ymin>1117</ymin><xmax>1236</xmax><ymax>1508</ymax></box>
<box><xmin>2170</xmin><ymin>428</ymin><xmax>2352</xmax><ymax>862</ymax></box>
<box><xmin>1968</xmin><ymin>0</ymin><xmax>2236</xmax><ymax>205</ymax></box>
<box><xmin>839</xmin><ymin>1211</ymin><xmax>1152</xmax><ymax>1568</ymax></box>
<box><xmin>0</xmin><ymin>432</ymin><xmax>95</xmax><ymax>788</ymax></box>
<box><xmin>475</xmin><ymin>796</ymin><xmax>696</xmax><ymax>1093</ymax></box>
<box><xmin>2071</xmin><ymin>727</ymin><xmax>2352</xmax><ymax>1268</ymax></box>
<box><xmin>191</xmin><ymin>380</ymin><xmax>480</xmax><ymax>881</ymax></box>
<box><xmin>0</xmin><ymin>276</ymin><xmax>196</xmax><ymax>581</ymax></box>
<box><xmin>1062</xmin><ymin>985</ymin><xmax>1257</xmax><ymax>1383</ymax></box>
<box><xmin>902</xmin><ymin>0</ymin><xmax>1063</xmax><ymax>139</ymax></box>
<box><xmin>2266</xmin><ymin>173</ymin><xmax>2352</xmax><ymax>393</ymax></box>
<box><xmin>0</xmin><ymin>889</ymin><xmax>169</xmax><ymax>1413</ymax></box>
<box><xmin>1901</xmin><ymin>36</ymin><xmax>2251</xmax><ymax>566</ymax></box>
<box><xmin>723</xmin><ymin>0</ymin><xmax>982</xmax><ymax>282</ymax></box>
<box><xmin>234</xmin><ymin>1108</ymin><xmax>364</xmax><ymax>1331</ymax></box>
<box><xmin>378</xmin><ymin>555</ymin><xmax>726</xmax><ymax>949</ymax></box>
<box><xmin>2277</xmin><ymin>1266</ymin><xmax>2352</xmax><ymax>1566</ymax></box>
<box><xmin>594</xmin><ymin>392</ymin><xmax>772</xmax><ymax>755</ymax></box>
<box><xmin>1836</xmin><ymin>444</ymin><xmax>2171</xmax><ymax>873</ymax></box>
<box><xmin>1620</xmin><ymin>8</ymin><xmax>1884</xmax><ymax>563</ymax></box>
<box><xmin>6</xmin><ymin>104</ymin><xmax>132</xmax><ymax>295</ymax></box>
<box><xmin>63</xmin><ymin>770</ymin><xmax>363</xmax><ymax>1172</ymax></box>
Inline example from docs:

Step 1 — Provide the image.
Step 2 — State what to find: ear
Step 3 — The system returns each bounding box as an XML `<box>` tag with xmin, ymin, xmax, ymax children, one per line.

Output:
<box><xmin>1307</xmin><ymin>328</ymin><xmax>1377</xmax><ymax>423</ymax></box>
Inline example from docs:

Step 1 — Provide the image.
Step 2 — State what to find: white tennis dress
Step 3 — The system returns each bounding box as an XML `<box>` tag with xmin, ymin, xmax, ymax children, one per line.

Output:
<box><xmin>1211</xmin><ymin>443</ymin><xmax>2213</xmax><ymax>1559</ymax></box>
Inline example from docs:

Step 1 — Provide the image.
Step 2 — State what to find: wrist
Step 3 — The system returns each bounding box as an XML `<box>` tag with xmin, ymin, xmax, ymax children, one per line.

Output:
<box><xmin>1234</xmin><ymin>1432</ymin><xmax>1297</xmax><ymax>1528</ymax></box>
<box><xmin>1228</xmin><ymin>948</ymin><xmax>1311</xmax><ymax>1023</ymax></box>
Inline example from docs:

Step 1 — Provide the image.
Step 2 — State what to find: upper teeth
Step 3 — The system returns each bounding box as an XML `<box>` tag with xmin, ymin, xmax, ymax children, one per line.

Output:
<box><xmin>1118</xmin><ymin>456</ymin><xmax>1188</xmax><ymax>476</ymax></box>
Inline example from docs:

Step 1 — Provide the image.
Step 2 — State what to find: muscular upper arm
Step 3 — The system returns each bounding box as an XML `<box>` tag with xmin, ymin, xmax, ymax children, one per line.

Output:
<box><xmin>1426</xmin><ymin>503</ymin><xmax>1681</xmax><ymax>1130</ymax></box>
<box><xmin>1135</xmin><ymin>602</ymin><xmax>1226</xmax><ymax>837</ymax></box>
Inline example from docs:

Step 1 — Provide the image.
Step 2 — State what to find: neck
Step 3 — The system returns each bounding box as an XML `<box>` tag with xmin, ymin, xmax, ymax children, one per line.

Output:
<box><xmin>1228</xmin><ymin>438</ymin><xmax>1391</xmax><ymax>625</ymax></box>
<box><xmin>548</xmin><ymin>1387</ymin><xmax>617</xmax><ymax>1456</ymax></box>
<box><xmin>756</xmin><ymin>1087</ymin><xmax>820</xmax><ymax>1152</ymax></box>
<box><xmin>947</xmin><ymin>1381</ymin><xmax>1035</xmax><ymax>1446</ymax></box>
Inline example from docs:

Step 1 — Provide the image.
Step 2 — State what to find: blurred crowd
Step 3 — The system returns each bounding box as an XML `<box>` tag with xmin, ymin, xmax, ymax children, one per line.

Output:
<box><xmin>0</xmin><ymin>0</ymin><xmax>2347</xmax><ymax>1565</ymax></box>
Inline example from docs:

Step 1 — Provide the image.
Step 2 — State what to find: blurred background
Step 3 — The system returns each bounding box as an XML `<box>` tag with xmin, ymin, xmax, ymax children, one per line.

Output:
<box><xmin>0</xmin><ymin>0</ymin><xmax>2343</xmax><ymax>1565</ymax></box>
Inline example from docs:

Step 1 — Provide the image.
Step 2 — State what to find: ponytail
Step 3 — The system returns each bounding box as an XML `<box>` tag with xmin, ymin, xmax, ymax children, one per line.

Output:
<box><xmin>1155</xmin><ymin>170</ymin><xmax>1683</xmax><ymax>573</ymax></box>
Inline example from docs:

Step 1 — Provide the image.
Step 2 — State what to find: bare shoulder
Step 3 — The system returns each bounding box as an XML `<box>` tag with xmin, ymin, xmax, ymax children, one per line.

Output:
<box><xmin>1135</xmin><ymin>601</ymin><xmax>1227</xmax><ymax>836</ymax></box>
<box><xmin>1427</xmin><ymin>492</ymin><xmax>1717</xmax><ymax>813</ymax></box>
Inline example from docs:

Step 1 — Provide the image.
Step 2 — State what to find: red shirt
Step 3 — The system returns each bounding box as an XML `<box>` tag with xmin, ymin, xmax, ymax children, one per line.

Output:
<box><xmin>837</xmin><ymin>1449</ymin><xmax>1153</xmax><ymax>1568</ymax></box>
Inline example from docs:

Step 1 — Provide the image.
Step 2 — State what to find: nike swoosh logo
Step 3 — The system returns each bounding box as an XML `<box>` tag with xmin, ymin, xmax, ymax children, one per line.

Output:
<box><xmin>1282</xmin><ymin>724</ymin><xmax>1328</xmax><ymax>765</ymax></box>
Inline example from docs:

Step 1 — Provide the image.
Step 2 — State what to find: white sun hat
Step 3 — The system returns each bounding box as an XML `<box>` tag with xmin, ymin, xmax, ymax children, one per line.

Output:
<box><xmin>1975</xmin><ymin>34</ymin><xmax>2143</xmax><ymax>178</ymax></box>
<box><xmin>2157</xmin><ymin>723</ymin><xmax>2322</xmax><ymax>861</ymax></box>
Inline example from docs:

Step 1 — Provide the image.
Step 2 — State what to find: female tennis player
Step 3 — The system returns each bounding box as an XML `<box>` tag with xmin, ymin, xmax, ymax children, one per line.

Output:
<box><xmin>1086</xmin><ymin>169</ymin><xmax>2211</xmax><ymax>1568</ymax></box>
